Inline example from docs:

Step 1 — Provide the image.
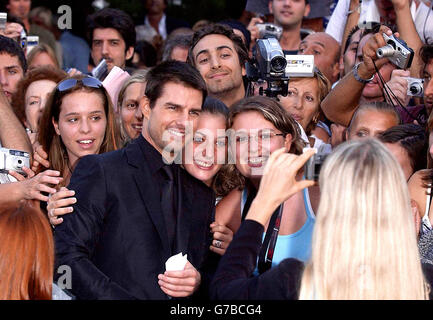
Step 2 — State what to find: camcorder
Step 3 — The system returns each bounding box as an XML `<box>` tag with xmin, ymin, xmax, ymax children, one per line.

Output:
<box><xmin>246</xmin><ymin>37</ymin><xmax>314</xmax><ymax>98</ymax></box>
<box><xmin>246</xmin><ymin>37</ymin><xmax>289</xmax><ymax>98</ymax></box>
<box><xmin>376</xmin><ymin>33</ymin><xmax>414</xmax><ymax>69</ymax></box>
<box><xmin>303</xmin><ymin>146</ymin><xmax>331</xmax><ymax>182</ymax></box>
<box><xmin>405</xmin><ymin>77</ymin><xmax>424</xmax><ymax>97</ymax></box>
<box><xmin>0</xmin><ymin>148</ymin><xmax>30</xmax><ymax>176</ymax></box>
<box><xmin>257</xmin><ymin>23</ymin><xmax>283</xmax><ymax>40</ymax></box>
<box><xmin>92</xmin><ymin>58</ymin><xmax>109</xmax><ymax>81</ymax></box>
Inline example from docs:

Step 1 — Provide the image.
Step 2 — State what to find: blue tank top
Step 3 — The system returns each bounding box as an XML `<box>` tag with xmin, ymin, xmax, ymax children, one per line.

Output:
<box><xmin>241</xmin><ymin>187</ymin><xmax>316</xmax><ymax>273</ymax></box>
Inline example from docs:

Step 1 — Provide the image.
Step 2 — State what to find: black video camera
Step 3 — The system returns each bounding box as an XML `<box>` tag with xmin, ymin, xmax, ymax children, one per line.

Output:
<box><xmin>246</xmin><ymin>38</ymin><xmax>289</xmax><ymax>98</ymax></box>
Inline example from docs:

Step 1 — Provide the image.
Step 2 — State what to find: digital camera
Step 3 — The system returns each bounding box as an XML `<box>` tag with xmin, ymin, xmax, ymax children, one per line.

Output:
<box><xmin>304</xmin><ymin>146</ymin><xmax>330</xmax><ymax>182</ymax></box>
<box><xmin>257</xmin><ymin>23</ymin><xmax>283</xmax><ymax>40</ymax></box>
<box><xmin>26</xmin><ymin>36</ymin><xmax>39</xmax><ymax>55</ymax></box>
<box><xmin>376</xmin><ymin>33</ymin><xmax>414</xmax><ymax>69</ymax></box>
<box><xmin>0</xmin><ymin>148</ymin><xmax>30</xmax><ymax>176</ymax></box>
<box><xmin>405</xmin><ymin>77</ymin><xmax>424</xmax><ymax>97</ymax></box>
<box><xmin>246</xmin><ymin>38</ymin><xmax>289</xmax><ymax>97</ymax></box>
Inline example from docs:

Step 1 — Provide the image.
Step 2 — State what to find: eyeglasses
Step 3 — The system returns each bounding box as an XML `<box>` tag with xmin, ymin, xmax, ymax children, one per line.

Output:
<box><xmin>56</xmin><ymin>77</ymin><xmax>103</xmax><ymax>92</ymax></box>
<box><xmin>235</xmin><ymin>131</ymin><xmax>285</xmax><ymax>144</ymax></box>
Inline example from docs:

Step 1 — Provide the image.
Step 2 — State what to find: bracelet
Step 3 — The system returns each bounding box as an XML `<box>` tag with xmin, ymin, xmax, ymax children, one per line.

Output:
<box><xmin>352</xmin><ymin>62</ymin><xmax>374</xmax><ymax>84</ymax></box>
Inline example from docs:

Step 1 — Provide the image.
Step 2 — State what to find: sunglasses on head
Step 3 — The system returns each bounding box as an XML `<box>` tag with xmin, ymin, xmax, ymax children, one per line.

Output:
<box><xmin>56</xmin><ymin>76</ymin><xmax>103</xmax><ymax>92</ymax></box>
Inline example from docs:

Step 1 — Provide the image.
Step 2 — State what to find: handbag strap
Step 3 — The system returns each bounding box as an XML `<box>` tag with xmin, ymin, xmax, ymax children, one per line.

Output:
<box><xmin>257</xmin><ymin>204</ymin><xmax>283</xmax><ymax>274</ymax></box>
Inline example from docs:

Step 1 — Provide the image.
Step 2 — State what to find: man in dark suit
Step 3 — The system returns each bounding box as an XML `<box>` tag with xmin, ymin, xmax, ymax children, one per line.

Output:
<box><xmin>54</xmin><ymin>61</ymin><xmax>216</xmax><ymax>299</ymax></box>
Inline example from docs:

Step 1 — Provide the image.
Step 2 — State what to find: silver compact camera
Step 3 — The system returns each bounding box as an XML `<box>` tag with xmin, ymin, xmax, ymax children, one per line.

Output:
<box><xmin>405</xmin><ymin>77</ymin><xmax>424</xmax><ymax>97</ymax></box>
<box><xmin>257</xmin><ymin>23</ymin><xmax>283</xmax><ymax>40</ymax></box>
<box><xmin>376</xmin><ymin>33</ymin><xmax>414</xmax><ymax>69</ymax></box>
<box><xmin>0</xmin><ymin>148</ymin><xmax>30</xmax><ymax>175</ymax></box>
<box><xmin>304</xmin><ymin>146</ymin><xmax>330</xmax><ymax>182</ymax></box>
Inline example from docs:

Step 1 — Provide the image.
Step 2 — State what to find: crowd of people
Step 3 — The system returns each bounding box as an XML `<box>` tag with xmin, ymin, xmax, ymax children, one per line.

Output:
<box><xmin>0</xmin><ymin>0</ymin><xmax>433</xmax><ymax>301</ymax></box>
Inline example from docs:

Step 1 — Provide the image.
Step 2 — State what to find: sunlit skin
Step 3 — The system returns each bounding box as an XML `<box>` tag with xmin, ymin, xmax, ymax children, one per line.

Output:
<box><xmin>52</xmin><ymin>90</ymin><xmax>107</xmax><ymax>168</ymax></box>
<box><xmin>183</xmin><ymin>113</ymin><xmax>227</xmax><ymax>186</ymax></box>
<box><xmin>230</xmin><ymin>110</ymin><xmax>292</xmax><ymax>183</ymax></box>
<box><xmin>24</xmin><ymin>79</ymin><xmax>57</xmax><ymax>133</ymax></box>
<box><xmin>0</xmin><ymin>53</ymin><xmax>24</xmax><ymax>102</ymax></box>
<box><xmin>278</xmin><ymin>77</ymin><xmax>320</xmax><ymax>131</ymax></box>
<box><xmin>91</xmin><ymin>28</ymin><xmax>134</xmax><ymax>72</ymax></box>
<box><xmin>347</xmin><ymin>109</ymin><xmax>399</xmax><ymax>140</ymax></box>
<box><xmin>384</xmin><ymin>142</ymin><xmax>413</xmax><ymax>181</ymax></box>
<box><xmin>120</xmin><ymin>82</ymin><xmax>146</xmax><ymax>139</ymax></box>
<box><xmin>29</xmin><ymin>52</ymin><xmax>57</xmax><ymax>69</ymax></box>
<box><xmin>140</xmin><ymin>82</ymin><xmax>203</xmax><ymax>156</ymax></box>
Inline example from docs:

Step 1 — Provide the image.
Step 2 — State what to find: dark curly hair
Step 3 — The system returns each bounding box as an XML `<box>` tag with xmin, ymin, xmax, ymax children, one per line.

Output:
<box><xmin>187</xmin><ymin>23</ymin><xmax>249</xmax><ymax>68</ymax></box>
<box><xmin>86</xmin><ymin>8</ymin><xmax>136</xmax><ymax>52</ymax></box>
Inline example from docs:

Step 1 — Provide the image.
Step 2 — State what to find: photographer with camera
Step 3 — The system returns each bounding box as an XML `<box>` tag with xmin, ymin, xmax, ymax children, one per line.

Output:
<box><xmin>247</xmin><ymin>0</ymin><xmax>311</xmax><ymax>55</ymax></box>
<box><xmin>321</xmin><ymin>25</ymin><xmax>410</xmax><ymax>127</ymax></box>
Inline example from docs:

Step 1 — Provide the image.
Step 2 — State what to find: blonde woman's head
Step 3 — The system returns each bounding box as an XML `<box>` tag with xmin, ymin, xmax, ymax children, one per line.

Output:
<box><xmin>300</xmin><ymin>138</ymin><xmax>428</xmax><ymax>300</ymax></box>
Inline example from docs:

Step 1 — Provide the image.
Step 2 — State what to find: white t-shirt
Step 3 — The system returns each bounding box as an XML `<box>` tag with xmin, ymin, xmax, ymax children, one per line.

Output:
<box><xmin>326</xmin><ymin>0</ymin><xmax>433</xmax><ymax>44</ymax></box>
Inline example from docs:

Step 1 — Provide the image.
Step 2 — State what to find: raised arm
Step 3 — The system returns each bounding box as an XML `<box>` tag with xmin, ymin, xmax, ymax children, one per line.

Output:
<box><xmin>392</xmin><ymin>0</ymin><xmax>424</xmax><ymax>78</ymax></box>
<box><xmin>321</xmin><ymin>25</ymin><xmax>395</xmax><ymax>126</ymax></box>
<box><xmin>210</xmin><ymin>149</ymin><xmax>315</xmax><ymax>300</ymax></box>
<box><xmin>0</xmin><ymin>87</ymin><xmax>32</xmax><ymax>154</ymax></box>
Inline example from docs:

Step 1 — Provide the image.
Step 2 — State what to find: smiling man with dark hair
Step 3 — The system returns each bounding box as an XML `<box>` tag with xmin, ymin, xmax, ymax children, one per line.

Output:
<box><xmin>54</xmin><ymin>60</ymin><xmax>218</xmax><ymax>300</ymax></box>
<box><xmin>188</xmin><ymin>24</ymin><xmax>248</xmax><ymax>108</ymax></box>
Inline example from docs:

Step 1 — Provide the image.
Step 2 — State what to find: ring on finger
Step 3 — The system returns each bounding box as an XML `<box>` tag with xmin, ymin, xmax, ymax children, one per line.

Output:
<box><xmin>214</xmin><ymin>240</ymin><xmax>222</xmax><ymax>248</ymax></box>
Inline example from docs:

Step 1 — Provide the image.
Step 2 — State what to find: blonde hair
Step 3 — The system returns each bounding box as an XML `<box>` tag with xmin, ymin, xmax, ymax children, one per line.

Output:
<box><xmin>27</xmin><ymin>43</ymin><xmax>59</xmax><ymax>69</ymax></box>
<box><xmin>116</xmin><ymin>69</ymin><xmax>148</xmax><ymax>143</ymax></box>
<box><xmin>299</xmin><ymin>138</ymin><xmax>428</xmax><ymax>300</ymax></box>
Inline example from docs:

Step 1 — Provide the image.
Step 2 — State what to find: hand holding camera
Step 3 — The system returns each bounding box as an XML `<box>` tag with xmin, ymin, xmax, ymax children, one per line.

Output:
<box><xmin>385</xmin><ymin>69</ymin><xmax>411</xmax><ymax>105</ymax></box>
<box><xmin>376</xmin><ymin>33</ymin><xmax>414</xmax><ymax>69</ymax></box>
<box><xmin>360</xmin><ymin>26</ymin><xmax>399</xmax><ymax>79</ymax></box>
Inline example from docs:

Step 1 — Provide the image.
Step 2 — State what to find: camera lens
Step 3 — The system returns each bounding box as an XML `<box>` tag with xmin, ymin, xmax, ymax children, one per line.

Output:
<box><xmin>270</xmin><ymin>56</ymin><xmax>287</xmax><ymax>73</ymax></box>
<box><xmin>377</xmin><ymin>44</ymin><xmax>395</xmax><ymax>58</ymax></box>
<box><xmin>410</xmin><ymin>84</ymin><xmax>423</xmax><ymax>95</ymax></box>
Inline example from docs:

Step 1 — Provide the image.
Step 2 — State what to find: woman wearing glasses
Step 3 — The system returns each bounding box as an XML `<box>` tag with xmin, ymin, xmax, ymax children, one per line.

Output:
<box><xmin>211</xmin><ymin>139</ymin><xmax>428</xmax><ymax>300</ymax></box>
<box><xmin>215</xmin><ymin>95</ymin><xmax>320</xmax><ymax>267</ymax></box>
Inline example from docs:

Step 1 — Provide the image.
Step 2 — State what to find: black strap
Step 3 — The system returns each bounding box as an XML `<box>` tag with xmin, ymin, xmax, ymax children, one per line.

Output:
<box><xmin>257</xmin><ymin>204</ymin><xmax>284</xmax><ymax>274</ymax></box>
